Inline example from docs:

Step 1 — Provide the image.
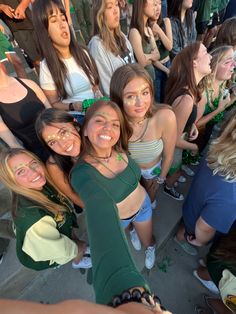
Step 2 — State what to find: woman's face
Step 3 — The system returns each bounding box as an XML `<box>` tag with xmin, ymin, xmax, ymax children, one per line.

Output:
<box><xmin>153</xmin><ymin>0</ymin><xmax>161</xmax><ymax>20</ymax></box>
<box><xmin>8</xmin><ymin>153</ymin><xmax>46</xmax><ymax>190</ymax></box>
<box><xmin>215</xmin><ymin>48</ymin><xmax>235</xmax><ymax>81</ymax></box>
<box><xmin>47</xmin><ymin>4</ymin><xmax>70</xmax><ymax>51</ymax></box>
<box><xmin>144</xmin><ymin>0</ymin><xmax>155</xmax><ymax>19</ymax></box>
<box><xmin>104</xmin><ymin>0</ymin><xmax>120</xmax><ymax>31</ymax></box>
<box><xmin>122</xmin><ymin>77</ymin><xmax>152</xmax><ymax>120</ymax></box>
<box><xmin>182</xmin><ymin>0</ymin><xmax>193</xmax><ymax>10</ymax></box>
<box><xmin>42</xmin><ymin>122</ymin><xmax>81</xmax><ymax>157</ymax></box>
<box><xmin>84</xmin><ymin>105</ymin><xmax>121</xmax><ymax>152</ymax></box>
<box><xmin>194</xmin><ymin>43</ymin><xmax>212</xmax><ymax>77</ymax></box>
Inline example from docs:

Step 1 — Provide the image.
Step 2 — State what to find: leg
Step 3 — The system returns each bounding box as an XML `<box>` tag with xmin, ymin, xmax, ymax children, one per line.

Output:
<box><xmin>197</xmin><ymin>266</ymin><xmax>212</xmax><ymax>281</ymax></box>
<box><xmin>205</xmin><ymin>296</ymin><xmax>232</xmax><ymax>314</ymax></box>
<box><xmin>133</xmin><ymin>219</ymin><xmax>155</xmax><ymax>247</ymax></box>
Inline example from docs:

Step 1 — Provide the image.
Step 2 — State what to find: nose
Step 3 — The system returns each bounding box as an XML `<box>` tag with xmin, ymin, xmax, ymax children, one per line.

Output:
<box><xmin>103</xmin><ymin>121</ymin><xmax>112</xmax><ymax>130</ymax></box>
<box><xmin>135</xmin><ymin>95</ymin><xmax>143</xmax><ymax>106</ymax></box>
<box><xmin>58</xmin><ymin>139</ymin><xmax>68</xmax><ymax>149</ymax></box>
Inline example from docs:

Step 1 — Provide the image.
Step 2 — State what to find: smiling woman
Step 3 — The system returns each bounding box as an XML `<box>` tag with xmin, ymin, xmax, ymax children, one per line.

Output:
<box><xmin>0</xmin><ymin>148</ymin><xmax>91</xmax><ymax>270</ymax></box>
<box><xmin>31</xmin><ymin>0</ymin><xmax>100</xmax><ymax>111</ymax></box>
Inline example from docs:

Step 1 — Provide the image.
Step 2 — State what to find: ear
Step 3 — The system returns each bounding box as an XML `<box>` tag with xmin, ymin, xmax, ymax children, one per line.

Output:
<box><xmin>193</xmin><ymin>59</ymin><xmax>198</xmax><ymax>68</ymax></box>
<box><xmin>83</xmin><ymin>127</ymin><xmax>88</xmax><ymax>137</ymax></box>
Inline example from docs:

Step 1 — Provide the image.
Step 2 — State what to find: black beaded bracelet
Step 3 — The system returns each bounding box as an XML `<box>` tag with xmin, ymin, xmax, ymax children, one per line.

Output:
<box><xmin>109</xmin><ymin>288</ymin><xmax>166</xmax><ymax>311</ymax></box>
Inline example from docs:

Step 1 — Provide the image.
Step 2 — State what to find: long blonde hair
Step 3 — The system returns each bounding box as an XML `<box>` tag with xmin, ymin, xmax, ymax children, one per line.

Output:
<box><xmin>207</xmin><ymin>111</ymin><xmax>236</xmax><ymax>182</ymax></box>
<box><xmin>0</xmin><ymin>148</ymin><xmax>70</xmax><ymax>216</ymax></box>
<box><xmin>92</xmin><ymin>0</ymin><xmax>128</xmax><ymax>55</ymax></box>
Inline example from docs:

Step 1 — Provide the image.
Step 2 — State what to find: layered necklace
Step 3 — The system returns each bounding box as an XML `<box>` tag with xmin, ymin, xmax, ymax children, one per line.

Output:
<box><xmin>129</xmin><ymin>118</ymin><xmax>149</xmax><ymax>143</ymax></box>
<box><xmin>89</xmin><ymin>151</ymin><xmax>138</xmax><ymax>188</ymax></box>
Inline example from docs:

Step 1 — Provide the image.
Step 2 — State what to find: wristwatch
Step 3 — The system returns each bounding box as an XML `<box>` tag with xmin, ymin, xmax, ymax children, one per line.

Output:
<box><xmin>69</xmin><ymin>102</ymin><xmax>74</xmax><ymax>111</ymax></box>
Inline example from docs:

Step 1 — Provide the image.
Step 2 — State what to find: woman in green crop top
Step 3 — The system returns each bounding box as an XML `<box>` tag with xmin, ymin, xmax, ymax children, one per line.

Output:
<box><xmin>70</xmin><ymin>100</ymin><xmax>156</xmax><ymax>270</ymax></box>
<box><xmin>110</xmin><ymin>63</ymin><xmax>177</xmax><ymax>205</ymax></box>
<box><xmin>196</xmin><ymin>45</ymin><xmax>236</xmax><ymax>152</ymax></box>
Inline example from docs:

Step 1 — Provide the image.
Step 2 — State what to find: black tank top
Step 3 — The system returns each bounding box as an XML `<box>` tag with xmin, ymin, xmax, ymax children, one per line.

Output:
<box><xmin>0</xmin><ymin>78</ymin><xmax>48</xmax><ymax>161</ymax></box>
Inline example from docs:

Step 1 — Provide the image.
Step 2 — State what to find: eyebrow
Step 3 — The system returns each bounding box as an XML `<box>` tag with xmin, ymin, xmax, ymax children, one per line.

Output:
<box><xmin>13</xmin><ymin>159</ymin><xmax>35</xmax><ymax>172</ymax></box>
<box><xmin>94</xmin><ymin>113</ymin><xmax>119</xmax><ymax>121</ymax></box>
<box><xmin>124</xmin><ymin>85</ymin><xmax>150</xmax><ymax>95</ymax></box>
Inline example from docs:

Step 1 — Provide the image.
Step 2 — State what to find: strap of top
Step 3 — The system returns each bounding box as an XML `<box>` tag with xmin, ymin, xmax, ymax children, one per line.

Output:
<box><xmin>130</xmin><ymin>119</ymin><xmax>150</xmax><ymax>143</ymax></box>
<box><xmin>15</xmin><ymin>77</ymin><xmax>30</xmax><ymax>90</ymax></box>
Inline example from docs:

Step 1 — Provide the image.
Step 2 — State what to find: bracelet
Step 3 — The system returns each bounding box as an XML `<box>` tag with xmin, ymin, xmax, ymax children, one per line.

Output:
<box><xmin>69</xmin><ymin>102</ymin><xmax>74</xmax><ymax>111</ymax></box>
<box><xmin>155</xmin><ymin>176</ymin><xmax>166</xmax><ymax>184</ymax></box>
<box><xmin>109</xmin><ymin>288</ymin><xmax>165</xmax><ymax>311</ymax></box>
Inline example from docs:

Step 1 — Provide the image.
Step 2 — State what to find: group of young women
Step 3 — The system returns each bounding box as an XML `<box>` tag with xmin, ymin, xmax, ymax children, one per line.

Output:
<box><xmin>0</xmin><ymin>0</ymin><xmax>236</xmax><ymax>313</ymax></box>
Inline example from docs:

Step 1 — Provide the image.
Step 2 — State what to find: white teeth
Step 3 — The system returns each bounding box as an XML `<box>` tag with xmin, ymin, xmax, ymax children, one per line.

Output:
<box><xmin>32</xmin><ymin>176</ymin><xmax>40</xmax><ymax>182</ymax></box>
<box><xmin>99</xmin><ymin>135</ymin><xmax>111</xmax><ymax>140</ymax></box>
<box><xmin>66</xmin><ymin>144</ymin><xmax>73</xmax><ymax>152</ymax></box>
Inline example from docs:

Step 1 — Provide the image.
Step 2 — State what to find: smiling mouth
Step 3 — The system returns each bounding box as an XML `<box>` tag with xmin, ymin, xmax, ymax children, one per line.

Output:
<box><xmin>65</xmin><ymin>144</ymin><xmax>73</xmax><ymax>152</ymax></box>
<box><xmin>99</xmin><ymin>135</ymin><xmax>111</xmax><ymax>140</ymax></box>
<box><xmin>32</xmin><ymin>175</ymin><xmax>41</xmax><ymax>183</ymax></box>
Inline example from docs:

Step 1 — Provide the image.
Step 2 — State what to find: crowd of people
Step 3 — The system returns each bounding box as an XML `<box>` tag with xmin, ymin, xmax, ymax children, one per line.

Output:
<box><xmin>0</xmin><ymin>0</ymin><xmax>236</xmax><ymax>313</ymax></box>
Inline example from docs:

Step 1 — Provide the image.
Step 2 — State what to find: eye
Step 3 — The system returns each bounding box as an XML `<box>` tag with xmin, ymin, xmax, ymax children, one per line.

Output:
<box><xmin>48</xmin><ymin>140</ymin><xmax>56</xmax><ymax>147</ymax></box>
<box><xmin>143</xmin><ymin>90</ymin><xmax>150</xmax><ymax>96</ymax></box>
<box><xmin>50</xmin><ymin>17</ymin><xmax>56</xmax><ymax>23</ymax></box>
<box><xmin>16</xmin><ymin>168</ymin><xmax>26</xmax><ymax>176</ymax></box>
<box><xmin>113</xmin><ymin>123</ymin><xmax>120</xmax><ymax>128</ymax></box>
<box><xmin>95</xmin><ymin>118</ymin><xmax>105</xmax><ymax>124</ymax></box>
<box><xmin>127</xmin><ymin>95</ymin><xmax>136</xmax><ymax>100</ymax></box>
<box><xmin>31</xmin><ymin>160</ymin><xmax>39</xmax><ymax>168</ymax></box>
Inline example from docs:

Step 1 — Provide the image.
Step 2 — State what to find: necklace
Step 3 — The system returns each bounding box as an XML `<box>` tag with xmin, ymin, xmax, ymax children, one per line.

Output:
<box><xmin>91</xmin><ymin>153</ymin><xmax>139</xmax><ymax>188</ymax></box>
<box><xmin>90</xmin><ymin>150</ymin><xmax>113</xmax><ymax>163</ymax></box>
<box><xmin>129</xmin><ymin>117</ymin><xmax>147</xmax><ymax>126</ymax></box>
<box><xmin>129</xmin><ymin>118</ymin><xmax>149</xmax><ymax>143</ymax></box>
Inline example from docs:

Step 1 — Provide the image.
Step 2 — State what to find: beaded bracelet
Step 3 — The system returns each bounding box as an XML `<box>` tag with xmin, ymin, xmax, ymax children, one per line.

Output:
<box><xmin>109</xmin><ymin>288</ymin><xmax>166</xmax><ymax>311</ymax></box>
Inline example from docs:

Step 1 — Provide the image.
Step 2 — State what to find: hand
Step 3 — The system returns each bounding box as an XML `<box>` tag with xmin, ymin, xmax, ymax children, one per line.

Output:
<box><xmin>190</xmin><ymin>144</ymin><xmax>198</xmax><ymax>156</ymax></box>
<box><xmin>0</xmin><ymin>4</ymin><xmax>15</xmax><ymax>18</ymax></box>
<box><xmin>188</xmin><ymin>123</ymin><xmax>198</xmax><ymax>141</ymax></box>
<box><xmin>186</xmin><ymin>235</ymin><xmax>203</xmax><ymax>247</ymax></box>
<box><xmin>14</xmin><ymin>3</ymin><xmax>27</xmax><ymax>19</ymax></box>
<box><xmin>150</xmin><ymin>51</ymin><xmax>159</xmax><ymax>62</ymax></box>
<box><xmin>0</xmin><ymin>24</ymin><xmax>5</xmax><ymax>33</ymax></box>
<box><xmin>73</xmin><ymin>101</ymin><xmax>83</xmax><ymax>112</ymax></box>
<box><xmin>218</xmin><ymin>92</ymin><xmax>231</xmax><ymax>111</ymax></box>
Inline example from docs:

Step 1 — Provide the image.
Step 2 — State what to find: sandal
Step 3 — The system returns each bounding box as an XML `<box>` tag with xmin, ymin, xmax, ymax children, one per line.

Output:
<box><xmin>173</xmin><ymin>236</ymin><xmax>198</xmax><ymax>256</ymax></box>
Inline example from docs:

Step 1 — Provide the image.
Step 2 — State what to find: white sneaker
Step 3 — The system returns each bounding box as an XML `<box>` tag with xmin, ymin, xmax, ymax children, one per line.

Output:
<box><xmin>193</xmin><ymin>270</ymin><xmax>219</xmax><ymax>294</ymax></box>
<box><xmin>130</xmin><ymin>228</ymin><xmax>141</xmax><ymax>251</ymax></box>
<box><xmin>178</xmin><ymin>175</ymin><xmax>187</xmax><ymax>183</ymax></box>
<box><xmin>72</xmin><ymin>256</ymin><xmax>92</xmax><ymax>269</ymax></box>
<box><xmin>145</xmin><ymin>246</ymin><xmax>156</xmax><ymax>269</ymax></box>
<box><xmin>181</xmin><ymin>165</ymin><xmax>195</xmax><ymax>176</ymax></box>
<box><xmin>151</xmin><ymin>200</ymin><xmax>157</xmax><ymax>209</ymax></box>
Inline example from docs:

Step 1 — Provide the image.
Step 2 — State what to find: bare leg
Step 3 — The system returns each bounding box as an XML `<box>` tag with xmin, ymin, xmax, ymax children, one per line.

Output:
<box><xmin>197</xmin><ymin>266</ymin><xmax>212</xmax><ymax>281</ymax></box>
<box><xmin>133</xmin><ymin>219</ymin><xmax>155</xmax><ymax>247</ymax></box>
<box><xmin>165</xmin><ymin>169</ymin><xmax>182</xmax><ymax>188</ymax></box>
<box><xmin>176</xmin><ymin>222</ymin><xmax>185</xmax><ymax>241</ymax></box>
<box><xmin>205</xmin><ymin>297</ymin><xmax>232</xmax><ymax>314</ymax></box>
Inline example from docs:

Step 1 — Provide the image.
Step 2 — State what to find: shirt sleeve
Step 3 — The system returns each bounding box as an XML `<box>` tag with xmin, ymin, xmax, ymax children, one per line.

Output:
<box><xmin>71</xmin><ymin>165</ymin><xmax>150</xmax><ymax>305</ymax></box>
<box><xmin>88</xmin><ymin>38</ymin><xmax>113</xmax><ymax>96</ymax></box>
<box><xmin>170</xmin><ymin>19</ymin><xmax>182</xmax><ymax>58</ymax></box>
<box><xmin>22</xmin><ymin>215</ymin><xmax>78</xmax><ymax>265</ymax></box>
<box><xmin>201</xmin><ymin>199</ymin><xmax>236</xmax><ymax>234</ymax></box>
<box><xmin>39</xmin><ymin>60</ymin><xmax>56</xmax><ymax>91</ymax></box>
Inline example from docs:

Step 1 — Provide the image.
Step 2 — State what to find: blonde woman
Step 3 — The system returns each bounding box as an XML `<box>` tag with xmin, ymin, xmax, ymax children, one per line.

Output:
<box><xmin>0</xmin><ymin>148</ymin><xmax>91</xmax><ymax>270</ymax></box>
<box><xmin>88</xmin><ymin>0</ymin><xmax>135</xmax><ymax>95</ymax></box>
<box><xmin>196</xmin><ymin>45</ymin><xmax>236</xmax><ymax>152</ymax></box>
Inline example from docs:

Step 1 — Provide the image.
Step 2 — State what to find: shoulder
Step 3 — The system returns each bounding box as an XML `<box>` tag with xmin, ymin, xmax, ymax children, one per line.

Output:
<box><xmin>153</xmin><ymin>106</ymin><xmax>176</xmax><ymax>125</ymax></box>
<box><xmin>88</xmin><ymin>35</ymin><xmax>103</xmax><ymax>49</ymax></box>
<box><xmin>173</xmin><ymin>94</ymin><xmax>194</xmax><ymax>108</ymax></box>
<box><xmin>129</xmin><ymin>28</ymin><xmax>140</xmax><ymax>37</ymax></box>
<box><xmin>19</xmin><ymin>79</ymin><xmax>41</xmax><ymax>93</ymax></box>
<box><xmin>40</xmin><ymin>59</ymin><xmax>49</xmax><ymax>70</ymax></box>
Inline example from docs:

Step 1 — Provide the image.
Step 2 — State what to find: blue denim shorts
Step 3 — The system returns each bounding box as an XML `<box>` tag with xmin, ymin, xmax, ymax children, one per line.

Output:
<box><xmin>120</xmin><ymin>193</ymin><xmax>152</xmax><ymax>229</ymax></box>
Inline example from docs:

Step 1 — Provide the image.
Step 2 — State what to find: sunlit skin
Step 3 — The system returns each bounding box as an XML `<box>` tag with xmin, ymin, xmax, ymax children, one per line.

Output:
<box><xmin>104</xmin><ymin>0</ymin><xmax>120</xmax><ymax>31</ymax></box>
<box><xmin>84</xmin><ymin>106</ymin><xmax>121</xmax><ymax>156</ymax></box>
<box><xmin>215</xmin><ymin>48</ymin><xmax>235</xmax><ymax>81</ymax></box>
<box><xmin>47</xmin><ymin>4</ymin><xmax>71</xmax><ymax>57</ymax></box>
<box><xmin>194</xmin><ymin>44</ymin><xmax>212</xmax><ymax>82</ymax></box>
<box><xmin>144</xmin><ymin>0</ymin><xmax>155</xmax><ymax>19</ymax></box>
<box><xmin>8</xmin><ymin>153</ymin><xmax>46</xmax><ymax>190</ymax></box>
<box><xmin>122</xmin><ymin>77</ymin><xmax>152</xmax><ymax>122</ymax></box>
<box><xmin>42</xmin><ymin>122</ymin><xmax>81</xmax><ymax>157</ymax></box>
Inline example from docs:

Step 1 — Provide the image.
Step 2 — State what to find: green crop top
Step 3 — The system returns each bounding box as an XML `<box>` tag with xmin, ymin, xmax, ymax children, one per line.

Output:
<box><xmin>70</xmin><ymin>155</ymin><xmax>150</xmax><ymax>305</ymax></box>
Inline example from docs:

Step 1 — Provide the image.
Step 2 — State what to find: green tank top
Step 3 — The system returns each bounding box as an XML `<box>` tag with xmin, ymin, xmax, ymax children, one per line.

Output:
<box><xmin>204</xmin><ymin>87</ymin><xmax>225</xmax><ymax>124</ymax></box>
<box><xmin>143</xmin><ymin>39</ymin><xmax>155</xmax><ymax>80</ymax></box>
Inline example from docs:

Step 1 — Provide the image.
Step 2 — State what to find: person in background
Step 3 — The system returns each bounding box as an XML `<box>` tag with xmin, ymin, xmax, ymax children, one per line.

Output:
<box><xmin>0</xmin><ymin>62</ymin><xmax>51</xmax><ymax>161</ymax></box>
<box><xmin>129</xmin><ymin>0</ymin><xmax>160</xmax><ymax>82</ymax></box>
<box><xmin>168</xmin><ymin>0</ymin><xmax>197</xmax><ymax>59</ymax></box>
<box><xmin>32</xmin><ymin>0</ymin><xmax>100</xmax><ymax>112</ymax></box>
<box><xmin>164</xmin><ymin>42</ymin><xmax>212</xmax><ymax>201</ymax></box>
<box><xmin>149</xmin><ymin>0</ymin><xmax>172</xmax><ymax>102</ymax></box>
<box><xmin>0</xmin><ymin>148</ymin><xmax>92</xmax><ymax>270</ymax></box>
<box><xmin>89</xmin><ymin>0</ymin><xmax>135</xmax><ymax>96</ymax></box>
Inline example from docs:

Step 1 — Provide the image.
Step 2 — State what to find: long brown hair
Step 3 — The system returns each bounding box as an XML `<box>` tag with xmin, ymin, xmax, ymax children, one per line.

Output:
<box><xmin>32</xmin><ymin>0</ymin><xmax>99</xmax><ymax>99</ymax></box>
<box><xmin>130</xmin><ymin>0</ymin><xmax>149</xmax><ymax>45</ymax></box>
<box><xmin>165</xmin><ymin>41</ymin><xmax>202</xmax><ymax>104</ymax></box>
<box><xmin>211</xmin><ymin>229</ymin><xmax>236</xmax><ymax>263</ymax></box>
<box><xmin>80</xmin><ymin>100</ymin><xmax>130</xmax><ymax>157</ymax></box>
<box><xmin>92</xmin><ymin>0</ymin><xmax>128</xmax><ymax>56</ymax></box>
<box><xmin>215</xmin><ymin>17</ymin><xmax>236</xmax><ymax>48</ymax></box>
<box><xmin>110</xmin><ymin>63</ymin><xmax>156</xmax><ymax>121</ymax></box>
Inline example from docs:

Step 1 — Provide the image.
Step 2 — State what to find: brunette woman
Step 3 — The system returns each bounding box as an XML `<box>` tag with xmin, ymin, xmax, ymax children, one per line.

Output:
<box><xmin>129</xmin><ymin>0</ymin><xmax>160</xmax><ymax>82</ymax></box>
<box><xmin>164</xmin><ymin>41</ymin><xmax>212</xmax><ymax>198</ymax></box>
<box><xmin>71</xmin><ymin>100</ymin><xmax>156</xmax><ymax>270</ymax></box>
<box><xmin>32</xmin><ymin>0</ymin><xmax>100</xmax><ymax>112</ymax></box>
<box><xmin>168</xmin><ymin>0</ymin><xmax>197</xmax><ymax>59</ymax></box>
<box><xmin>88</xmin><ymin>0</ymin><xmax>135</xmax><ymax>96</ymax></box>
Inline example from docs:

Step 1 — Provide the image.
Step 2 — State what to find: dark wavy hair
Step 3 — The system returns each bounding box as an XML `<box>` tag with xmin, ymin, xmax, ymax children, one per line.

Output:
<box><xmin>35</xmin><ymin>108</ymin><xmax>81</xmax><ymax>175</ymax></box>
<box><xmin>32</xmin><ymin>0</ymin><xmax>99</xmax><ymax>99</ymax></box>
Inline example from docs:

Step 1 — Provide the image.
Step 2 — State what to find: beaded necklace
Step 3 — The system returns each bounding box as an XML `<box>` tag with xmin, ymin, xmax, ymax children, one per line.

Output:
<box><xmin>90</xmin><ymin>152</ymin><xmax>139</xmax><ymax>188</ymax></box>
